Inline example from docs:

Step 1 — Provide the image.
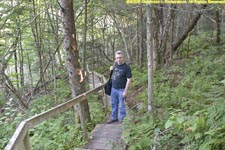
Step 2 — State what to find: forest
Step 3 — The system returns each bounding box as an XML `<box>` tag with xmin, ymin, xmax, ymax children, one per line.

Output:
<box><xmin>0</xmin><ymin>0</ymin><xmax>225</xmax><ymax>150</ymax></box>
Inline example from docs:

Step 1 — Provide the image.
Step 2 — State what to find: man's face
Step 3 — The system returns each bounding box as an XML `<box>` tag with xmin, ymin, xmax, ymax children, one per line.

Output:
<box><xmin>115</xmin><ymin>53</ymin><xmax>124</xmax><ymax>65</ymax></box>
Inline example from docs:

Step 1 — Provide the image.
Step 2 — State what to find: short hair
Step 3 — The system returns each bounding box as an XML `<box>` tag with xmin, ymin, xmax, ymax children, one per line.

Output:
<box><xmin>115</xmin><ymin>50</ymin><xmax>124</xmax><ymax>55</ymax></box>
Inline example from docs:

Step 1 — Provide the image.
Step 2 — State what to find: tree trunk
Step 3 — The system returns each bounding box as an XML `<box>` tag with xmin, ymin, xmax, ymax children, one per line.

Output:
<box><xmin>146</xmin><ymin>5</ymin><xmax>153</xmax><ymax>112</ymax></box>
<box><xmin>59</xmin><ymin>0</ymin><xmax>90</xmax><ymax>123</ymax></box>
<box><xmin>171</xmin><ymin>5</ymin><xmax>206</xmax><ymax>52</ymax></box>
<box><xmin>13</xmin><ymin>20</ymin><xmax>20</xmax><ymax>89</ymax></box>
<box><xmin>19</xmin><ymin>27</ymin><xmax>24</xmax><ymax>88</ymax></box>
<box><xmin>170</xmin><ymin>7</ymin><xmax>176</xmax><ymax>61</ymax></box>
<box><xmin>136</xmin><ymin>8</ymin><xmax>140</xmax><ymax>65</ymax></box>
<box><xmin>82</xmin><ymin>0</ymin><xmax>87</xmax><ymax>76</ymax></box>
<box><xmin>91</xmin><ymin>0</ymin><xmax>95</xmax><ymax>88</ymax></box>
<box><xmin>0</xmin><ymin>43</ymin><xmax>27</xmax><ymax>110</ymax></box>
<box><xmin>0</xmin><ymin>65</ymin><xmax>10</xmax><ymax>100</ymax></box>
<box><xmin>118</xmin><ymin>21</ymin><xmax>131</xmax><ymax>61</ymax></box>
<box><xmin>151</xmin><ymin>7</ymin><xmax>159</xmax><ymax>71</ymax></box>
<box><xmin>14</xmin><ymin>49</ymin><xmax>19</xmax><ymax>89</ymax></box>
<box><xmin>111</xmin><ymin>14</ymin><xmax>131</xmax><ymax>61</ymax></box>
<box><xmin>139</xmin><ymin>4</ymin><xmax>144</xmax><ymax>68</ymax></box>
<box><xmin>161</xmin><ymin>5</ymin><xmax>176</xmax><ymax>64</ymax></box>
<box><xmin>82</xmin><ymin>0</ymin><xmax>91</xmax><ymax>122</ymax></box>
<box><xmin>31</xmin><ymin>0</ymin><xmax>46</xmax><ymax>90</ymax></box>
<box><xmin>216</xmin><ymin>9</ymin><xmax>221</xmax><ymax>46</ymax></box>
<box><xmin>1</xmin><ymin>71</ymin><xmax>28</xmax><ymax>110</ymax></box>
<box><xmin>45</xmin><ymin>1</ymin><xmax>63</xmax><ymax>69</ymax></box>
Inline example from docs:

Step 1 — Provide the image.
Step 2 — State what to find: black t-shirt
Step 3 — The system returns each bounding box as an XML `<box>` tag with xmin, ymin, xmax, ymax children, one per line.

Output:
<box><xmin>112</xmin><ymin>62</ymin><xmax>132</xmax><ymax>89</ymax></box>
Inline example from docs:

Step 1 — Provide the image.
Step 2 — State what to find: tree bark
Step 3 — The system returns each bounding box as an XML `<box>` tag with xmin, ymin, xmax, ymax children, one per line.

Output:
<box><xmin>136</xmin><ymin>8</ymin><xmax>140</xmax><ymax>65</ymax></box>
<box><xmin>82</xmin><ymin>0</ymin><xmax>91</xmax><ymax>122</ymax></box>
<box><xmin>216</xmin><ymin>9</ymin><xmax>221</xmax><ymax>46</ymax></box>
<box><xmin>19</xmin><ymin>24</ymin><xmax>24</xmax><ymax>88</ymax></box>
<box><xmin>139</xmin><ymin>4</ymin><xmax>144</xmax><ymax>68</ymax></box>
<box><xmin>59</xmin><ymin>0</ymin><xmax>90</xmax><ymax>123</ymax></box>
<box><xmin>0</xmin><ymin>65</ymin><xmax>10</xmax><ymax>101</ymax></box>
<box><xmin>161</xmin><ymin>5</ymin><xmax>176</xmax><ymax>64</ymax></box>
<box><xmin>82</xmin><ymin>0</ymin><xmax>87</xmax><ymax>76</ymax></box>
<box><xmin>152</xmin><ymin>7</ymin><xmax>159</xmax><ymax>71</ymax></box>
<box><xmin>146</xmin><ymin>5</ymin><xmax>153</xmax><ymax>112</ymax></box>
<box><xmin>91</xmin><ymin>0</ymin><xmax>95</xmax><ymax>88</ymax></box>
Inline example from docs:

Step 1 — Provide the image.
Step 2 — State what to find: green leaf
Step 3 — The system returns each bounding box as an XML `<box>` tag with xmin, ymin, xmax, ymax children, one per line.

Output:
<box><xmin>180</xmin><ymin>135</ymin><xmax>191</xmax><ymax>144</ymax></box>
<box><xmin>165</xmin><ymin>119</ymin><xmax>173</xmax><ymax>129</ymax></box>
<box><xmin>194</xmin><ymin>133</ymin><xmax>202</xmax><ymax>139</ymax></box>
<box><xmin>190</xmin><ymin>122</ymin><xmax>197</xmax><ymax>132</ymax></box>
<box><xmin>199</xmin><ymin>142</ymin><xmax>212</xmax><ymax>150</ymax></box>
<box><xmin>177</xmin><ymin>116</ymin><xmax>185</xmax><ymax>124</ymax></box>
<box><xmin>220</xmin><ymin>79</ymin><xmax>225</xmax><ymax>85</ymax></box>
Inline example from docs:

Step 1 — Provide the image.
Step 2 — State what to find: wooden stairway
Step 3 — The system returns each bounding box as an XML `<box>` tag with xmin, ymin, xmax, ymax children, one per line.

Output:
<box><xmin>84</xmin><ymin>122</ymin><xmax>123</xmax><ymax>150</ymax></box>
<box><xmin>75</xmin><ymin>71</ymin><xmax>125</xmax><ymax>150</ymax></box>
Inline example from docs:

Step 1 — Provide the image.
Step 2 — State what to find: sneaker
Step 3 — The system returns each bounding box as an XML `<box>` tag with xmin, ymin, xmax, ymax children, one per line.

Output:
<box><xmin>107</xmin><ymin>119</ymin><xmax>118</xmax><ymax>124</ymax></box>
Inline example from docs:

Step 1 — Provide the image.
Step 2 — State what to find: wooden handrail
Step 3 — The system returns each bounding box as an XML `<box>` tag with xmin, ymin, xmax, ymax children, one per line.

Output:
<box><xmin>5</xmin><ymin>83</ymin><xmax>106</xmax><ymax>150</ymax></box>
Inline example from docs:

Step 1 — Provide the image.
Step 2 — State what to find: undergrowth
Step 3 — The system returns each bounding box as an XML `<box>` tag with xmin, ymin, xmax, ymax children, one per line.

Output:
<box><xmin>122</xmin><ymin>34</ymin><xmax>225</xmax><ymax>150</ymax></box>
<box><xmin>0</xmin><ymin>80</ymin><xmax>105</xmax><ymax>149</ymax></box>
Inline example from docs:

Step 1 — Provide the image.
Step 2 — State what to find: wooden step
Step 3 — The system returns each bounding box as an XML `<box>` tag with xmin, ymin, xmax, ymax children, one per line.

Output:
<box><xmin>85</xmin><ymin>123</ymin><xmax>123</xmax><ymax>150</ymax></box>
<box><xmin>74</xmin><ymin>148</ymin><xmax>95</xmax><ymax>150</ymax></box>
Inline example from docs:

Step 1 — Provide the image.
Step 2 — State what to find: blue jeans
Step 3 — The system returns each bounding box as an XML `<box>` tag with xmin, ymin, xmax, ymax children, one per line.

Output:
<box><xmin>110</xmin><ymin>88</ymin><xmax>126</xmax><ymax>121</ymax></box>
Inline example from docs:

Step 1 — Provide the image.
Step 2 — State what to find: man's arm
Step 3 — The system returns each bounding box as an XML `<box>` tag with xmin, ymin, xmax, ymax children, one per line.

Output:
<box><xmin>123</xmin><ymin>78</ymin><xmax>131</xmax><ymax>98</ymax></box>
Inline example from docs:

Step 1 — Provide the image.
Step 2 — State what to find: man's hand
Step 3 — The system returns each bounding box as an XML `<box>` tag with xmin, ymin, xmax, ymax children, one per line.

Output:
<box><xmin>110</xmin><ymin>66</ymin><xmax>114</xmax><ymax>71</ymax></box>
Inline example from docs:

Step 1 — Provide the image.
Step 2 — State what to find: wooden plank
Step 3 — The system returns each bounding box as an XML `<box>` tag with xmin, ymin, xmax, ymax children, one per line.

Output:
<box><xmin>85</xmin><ymin>124</ymin><xmax>123</xmax><ymax>150</ymax></box>
<box><xmin>4</xmin><ymin>121</ymin><xmax>28</xmax><ymax>150</ymax></box>
<box><xmin>74</xmin><ymin>148</ymin><xmax>94</xmax><ymax>150</ymax></box>
<box><xmin>86</xmin><ymin>137</ymin><xmax>121</xmax><ymax>149</ymax></box>
<box><xmin>92</xmin><ymin>125</ymin><xmax>122</xmax><ymax>137</ymax></box>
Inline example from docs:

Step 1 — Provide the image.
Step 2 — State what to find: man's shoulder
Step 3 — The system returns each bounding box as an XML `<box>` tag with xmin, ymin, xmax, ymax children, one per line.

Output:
<box><xmin>124</xmin><ymin>63</ymin><xmax>131</xmax><ymax>69</ymax></box>
<box><xmin>116</xmin><ymin>62</ymin><xmax>131</xmax><ymax>71</ymax></box>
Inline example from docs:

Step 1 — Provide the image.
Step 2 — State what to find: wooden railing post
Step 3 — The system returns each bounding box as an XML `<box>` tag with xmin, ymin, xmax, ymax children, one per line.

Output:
<box><xmin>92</xmin><ymin>71</ymin><xmax>95</xmax><ymax>88</ymax></box>
<box><xmin>100</xmin><ymin>76</ymin><xmax>108</xmax><ymax>116</ymax></box>
<box><xmin>79</xmin><ymin>100</ymin><xmax>88</xmax><ymax>140</ymax></box>
<box><xmin>23</xmin><ymin>132</ymin><xmax>30</xmax><ymax>150</ymax></box>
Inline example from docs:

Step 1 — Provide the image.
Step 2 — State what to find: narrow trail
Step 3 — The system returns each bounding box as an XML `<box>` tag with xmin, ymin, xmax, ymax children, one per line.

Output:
<box><xmin>83</xmin><ymin>72</ymin><xmax>124</xmax><ymax>150</ymax></box>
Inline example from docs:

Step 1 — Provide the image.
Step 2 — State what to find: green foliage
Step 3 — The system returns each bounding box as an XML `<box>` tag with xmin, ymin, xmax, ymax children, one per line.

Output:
<box><xmin>122</xmin><ymin>114</ymin><xmax>155</xmax><ymax>150</ymax></box>
<box><xmin>124</xmin><ymin>33</ymin><xmax>225</xmax><ymax>149</ymax></box>
<box><xmin>0</xmin><ymin>99</ymin><xmax>25</xmax><ymax>149</ymax></box>
<box><xmin>30</xmin><ymin>111</ymin><xmax>86</xmax><ymax>150</ymax></box>
<box><xmin>29</xmin><ymin>94</ymin><xmax>105</xmax><ymax>150</ymax></box>
<box><xmin>1</xmin><ymin>78</ymin><xmax>105</xmax><ymax>149</ymax></box>
<box><xmin>131</xmin><ymin>66</ymin><xmax>148</xmax><ymax>87</ymax></box>
<box><xmin>88</xmin><ymin>95</ymin><xmax>105</xmax><ymax>125</ymax></box>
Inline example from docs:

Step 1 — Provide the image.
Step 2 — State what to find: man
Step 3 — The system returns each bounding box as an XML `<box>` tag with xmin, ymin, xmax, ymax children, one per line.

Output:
<box><xmin>107</xmin><ymin>50</ymin><xmax>132</xmax><ymax>123</ymax></box>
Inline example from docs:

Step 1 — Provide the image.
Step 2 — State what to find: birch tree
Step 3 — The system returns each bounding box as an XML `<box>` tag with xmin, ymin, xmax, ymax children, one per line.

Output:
<box><xmin>146</xmin><ymin>5</ymin><xmax>153</xmax><ymax>112</ymax></box>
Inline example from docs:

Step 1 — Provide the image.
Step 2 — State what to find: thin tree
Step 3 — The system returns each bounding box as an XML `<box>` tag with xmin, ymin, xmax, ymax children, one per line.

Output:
<box><xmin>30</xmin><ymin>0</ymin><xmax>46</xmax><ymax>91</ymax></box>
<box><xmin>146</xmin><ymin>5</ymin><xmax>153</xmax><ymax>112</ymax></box>
<box><xmin>139</xmin><ymin>3</ymin><xmax>144</xmax><ymax>68</ymax></box>
<box><xmin>216</xmin><ymin>8</ymin><xmax>221</xmax><ymax>46</ymax></box>
<box><xmin>82</xmin><ymin>0</ymin><xmax>87</xmax><ymax>77</ymax></box>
